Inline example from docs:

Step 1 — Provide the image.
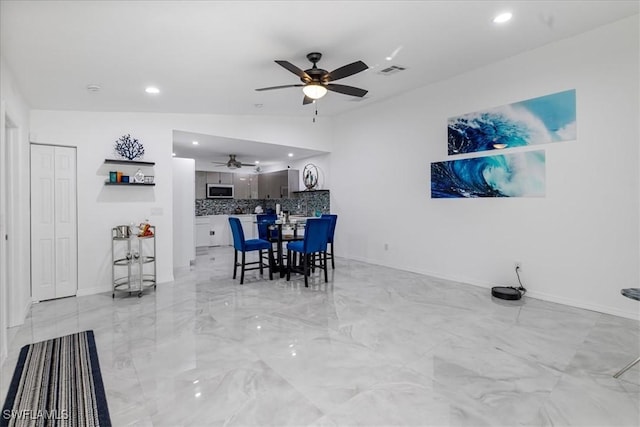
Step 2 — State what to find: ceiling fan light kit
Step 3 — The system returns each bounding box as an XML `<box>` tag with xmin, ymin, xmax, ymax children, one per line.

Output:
<box><xmin>302</xmin><ymin>83</ymin><xmax>327</xmax><ymax>100</ymax></box>
<box><xmin>256</xmin><ymin>52</ymin><xmax>369</xmax><ymax>105</ymax></box>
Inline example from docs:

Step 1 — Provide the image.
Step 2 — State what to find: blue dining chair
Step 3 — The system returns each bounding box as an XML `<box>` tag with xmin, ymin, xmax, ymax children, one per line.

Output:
<box><xmin>286</xmin><ymin>218</ymin><xmax>331</xmax><ymax>287</ymax></box>
<box><xmin>321</xmin><ymin>214</ymin><xmax>337</xmax><ymax>269</ymax></box>
<box><xmin>228</xmin><ymin>217</ymin><xmax>273</xmax><ymax>284</ymax></box>
<box><xmin>256</xmin><ymin>213</ymin><xmax>278</xmax><ymax>265</ymax></box>
<box><xmin>256</xmin><ymin>213</ymin><xmax>278</xmax><ymax>240</ymax></box>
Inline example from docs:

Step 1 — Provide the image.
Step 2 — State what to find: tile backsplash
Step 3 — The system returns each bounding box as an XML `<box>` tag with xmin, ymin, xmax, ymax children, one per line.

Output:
<box><xmin>195</xmin><ymin>190</ymin><xmax>330</xmax><ymax>216</ymax></box>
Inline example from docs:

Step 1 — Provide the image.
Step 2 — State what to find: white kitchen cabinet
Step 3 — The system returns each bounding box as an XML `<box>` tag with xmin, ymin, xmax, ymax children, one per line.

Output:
<box><xmin>196</xmin><ymin>216</ymin><xmax>211</xmax><ymax>247</ymax></box>
<box><xmin>196</xmin><ymin>215</ymin><xmax>231</xmax><ymax>247</ymax></box>
<box><xmin>209</xmin><ymin>215</ymin><xmax>230</xmax><ymax>246</ymax></box>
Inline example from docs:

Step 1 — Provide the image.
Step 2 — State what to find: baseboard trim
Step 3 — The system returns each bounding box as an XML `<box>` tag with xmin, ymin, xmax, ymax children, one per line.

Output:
<box><xmin>19</xmin><ymin>299</ymin><xmax>31</xmax><ymax>325</ymax></box>
<box><xmin>345</xmin><ymin>255</ymin><xmax>639</xmax><ymax>321</ymax></box>
<box><xmin>523</xmin><ymin>289</ymin><xmax>639</xmax><ymax>320</ymax></box>
<box><xmin>7</xmin><ymin>298</ymin><xmax>32</xmax><ymax>328</ymax></box>
<box><xmin>76</xmin><ymin>286</ymin><xmax>110</xmax><ymax>297</ymax></box>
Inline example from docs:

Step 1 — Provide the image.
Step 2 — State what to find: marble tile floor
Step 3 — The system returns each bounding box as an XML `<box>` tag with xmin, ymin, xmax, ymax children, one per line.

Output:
<box><xmin>2</xmin><ymin>246</ymin><xmax>639</xmax><ymax>426</ymax></box>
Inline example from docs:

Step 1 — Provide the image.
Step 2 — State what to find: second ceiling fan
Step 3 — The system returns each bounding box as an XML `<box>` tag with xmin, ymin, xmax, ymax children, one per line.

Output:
<box><xmin>212</xmin><ymin>154</ymin><xmax>254</xmax><ymax>169</ymax></box>
<box><xmin>256</xmin><ymin>52</ymin><xmax>368</xmax><ymax>105</ymax></box>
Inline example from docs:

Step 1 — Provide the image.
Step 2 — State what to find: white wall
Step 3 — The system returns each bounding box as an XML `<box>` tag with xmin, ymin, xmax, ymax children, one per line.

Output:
<box><xmin>172</xmin><ymin>157</ymin><xmax>195</xmax><ymax>270</ymax></box>
<box><xmin>0</xmin><ymin>55</ymin><xmax>32</xmax><ymax>365</ymax></box>
<box><xmin>331</xmin><ymin>16</ymin><xmax>640</xmax><ymax>319</ymax></box>
<box><xmin>29</xmin><ymin>111</ymin><xmax>332</xmax><ymax>295</ymax></box>
<box><xmin>29</xmin><ymin>112</ymin><xmax>175</xmax><ymax>295</ymax></box>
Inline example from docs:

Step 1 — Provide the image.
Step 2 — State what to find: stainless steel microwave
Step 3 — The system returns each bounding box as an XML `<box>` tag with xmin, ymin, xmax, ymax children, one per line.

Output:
<box><xmin>206</xmin><ymin>184</ymin><xmax>234</xmax><ymax>198</ymax></box>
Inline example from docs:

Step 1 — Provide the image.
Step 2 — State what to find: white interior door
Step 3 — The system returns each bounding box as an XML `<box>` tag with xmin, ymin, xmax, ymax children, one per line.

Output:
<box><xmin>31</xmin><ymin>145</ymin><xmax>77</xmax><ymax>301</ymax></box>
<box><xmin>31</xmin><ymin>145</ymin><xmax>56</xmax><ymax>301</ymax></box>
<box><xmin>0</xmin><ymin>103</ymin><xmax>7</xmax><ymax>364</ymax></box>
<box><xmin>53</xmin><ymin>147</ymin><xmax>77</xmax><ymax>298</ymax></box>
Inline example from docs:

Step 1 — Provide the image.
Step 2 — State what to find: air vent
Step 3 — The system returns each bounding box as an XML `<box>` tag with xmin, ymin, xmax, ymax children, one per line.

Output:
<box><xmin>377</xmin><ymin>65</ymin><xmax>406</xmax><ymax>75</ymax></box>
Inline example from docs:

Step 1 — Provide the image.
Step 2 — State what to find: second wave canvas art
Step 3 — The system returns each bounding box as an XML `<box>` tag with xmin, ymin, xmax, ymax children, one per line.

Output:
<box><xmin>431</xmin><ymin>150</ymin><xmax>546</xmax><ymax>198</ymax></box>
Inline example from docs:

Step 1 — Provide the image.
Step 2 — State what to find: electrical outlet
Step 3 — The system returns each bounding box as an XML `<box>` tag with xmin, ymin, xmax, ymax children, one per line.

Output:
<box><xmin>514</xmin><ymin>261</ymin><xmax>522</xmax><ymax>270</ymax></box>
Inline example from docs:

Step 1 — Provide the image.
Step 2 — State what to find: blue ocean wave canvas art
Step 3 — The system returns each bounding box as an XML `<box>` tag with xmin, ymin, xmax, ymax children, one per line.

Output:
<box><xmin>431</xmin><ymin>150</ymin><xmax>545</xmax><ymax>198</ymax></box>
<box><xmin>448</xmin><ymin>89</ymin><xmax>576</xmax><ymax>155</ymax></box>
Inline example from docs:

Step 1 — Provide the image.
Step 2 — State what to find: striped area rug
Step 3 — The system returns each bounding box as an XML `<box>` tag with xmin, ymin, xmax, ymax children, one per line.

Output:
<box><xmin>1</xmin><ymin>331</ymin><xmax>111</xmax><ymax>427</ymax></box>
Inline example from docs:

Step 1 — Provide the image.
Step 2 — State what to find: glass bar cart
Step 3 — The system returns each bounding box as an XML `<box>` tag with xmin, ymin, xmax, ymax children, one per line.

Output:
<box><xmin>111</xmin><ymin>225</ymin><xmax>156</xmax><ymax>297</ymax></box>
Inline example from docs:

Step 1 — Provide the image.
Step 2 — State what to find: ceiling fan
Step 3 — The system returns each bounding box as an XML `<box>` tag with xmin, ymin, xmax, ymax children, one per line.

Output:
<box><xmin>255</xmin><ymin>52</ymin><xmax>369</xmax><ymax>105</ymax></box>
<box><xmin>212</xmin><ymin>154</ymin><xmax>254</xmax><ymax>169</ymax></box>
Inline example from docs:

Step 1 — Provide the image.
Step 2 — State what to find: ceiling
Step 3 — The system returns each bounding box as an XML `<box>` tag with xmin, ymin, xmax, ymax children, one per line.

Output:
<box><xmin>173</xmin><ymin>130</ymin><xmax>327</xmax><ymax>171</ymax></box>
<box><xmin>2</xmin><ymin>1</ymin><xmax>638</xmax><ymax>163</ymax></box>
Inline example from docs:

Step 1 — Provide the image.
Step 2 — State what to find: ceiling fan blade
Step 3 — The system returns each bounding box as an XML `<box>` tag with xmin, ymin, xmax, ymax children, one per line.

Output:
<box><xmin>303</xmin><ymin>95</ymin><xmax>314</xmax><ymax>105</ymax></box>
<box><xmin>326</xmin><ymin>83</ymin><xmax>368</xmax><ymax>97</ymax></box>
<box><xmin>255</xmin><ymin>84</ymin><xmax>303</xmax><ymax>92</ymax></box>
<box><xmin>275</xmin><ymin>60</ymin><xmax>311</xmax><ymax>81</ymax></box>
<box><xmin>325</xmin><ymin>61</ymin><xmax>368</xmax><ymax>82</ymax></box>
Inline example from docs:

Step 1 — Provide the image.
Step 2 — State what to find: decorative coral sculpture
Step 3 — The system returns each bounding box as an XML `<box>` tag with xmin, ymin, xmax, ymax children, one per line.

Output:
<box><xmin>115</xmin><ymin>134</ymin><xmax>145</xmax><ymax>160</ymax></box>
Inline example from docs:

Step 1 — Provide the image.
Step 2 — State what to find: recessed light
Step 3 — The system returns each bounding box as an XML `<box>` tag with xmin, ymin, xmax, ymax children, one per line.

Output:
<box><xmin>192</xmin><ymin>141</ymin><xmax>199</xmax><ymax>145</ymax></box>
<box><xmin>86</xmin><ymin>84</ymin><xmax>101</xmax><ymax>92</ymax></box>
<box><xmin>493</xmin><ymin>12</ymin><xmax>512</xmax><ymax>24</ymax></box>
<box><xmin>172</xmin><ymin>152</ymin><xmax>176</xmax><ymax>156</ymax></box>
<box><xmin>145</xmin><ymin>86</ymin><xmax>160</xmax><ymax>94</ymax></box>
<box><xmin>254</xmin><ymin>160</ymin><xmax>260</xmax><ymax>164</ymax></box>
<box><xmin>288</xmin><ymin>153</ymin><xmax>293</xmax><ymax>157</ymax></box>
